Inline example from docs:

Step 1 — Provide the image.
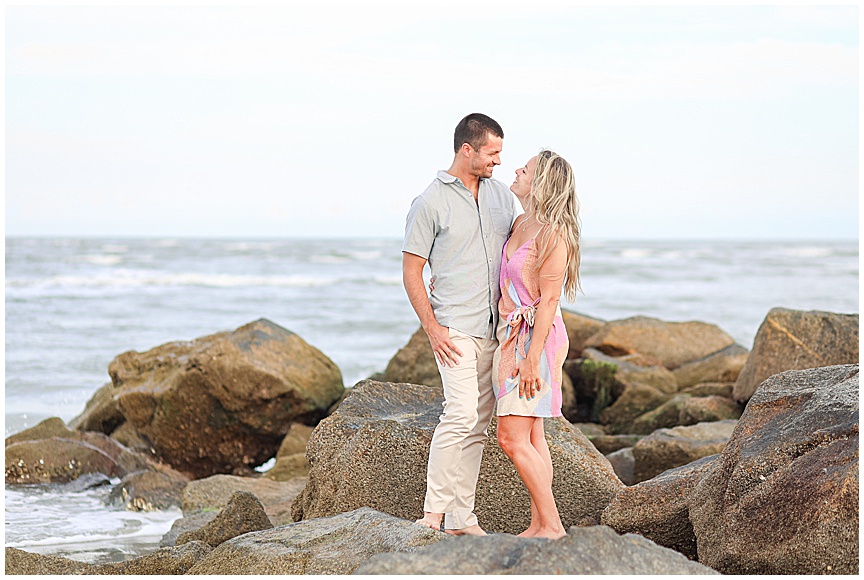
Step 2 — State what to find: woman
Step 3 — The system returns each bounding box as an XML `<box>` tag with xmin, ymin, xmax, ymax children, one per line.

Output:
<box><xmin>493</xmin><ymin>149</ymin><xmax>582</xmax><ymax>539</ymax></box>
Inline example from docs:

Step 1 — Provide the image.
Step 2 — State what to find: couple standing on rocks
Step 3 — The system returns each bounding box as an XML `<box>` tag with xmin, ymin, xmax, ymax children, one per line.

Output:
<box><xmin>402</xmin><ymin>113</ymin><xmax>582</xmax><ymax>539</ymax></box>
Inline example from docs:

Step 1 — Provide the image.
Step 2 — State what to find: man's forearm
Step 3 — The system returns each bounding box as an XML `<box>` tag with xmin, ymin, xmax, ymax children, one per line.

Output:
<box><xmin>402</xmin><ymin>261</ymin><xmax>438</xmax><ymax>331</ymax></box>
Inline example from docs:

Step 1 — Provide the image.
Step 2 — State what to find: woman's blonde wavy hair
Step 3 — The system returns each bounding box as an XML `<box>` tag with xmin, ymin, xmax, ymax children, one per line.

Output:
<box><xmin>527</xmin><ymin>149</ymin><xmax>583</xmax><ymax>302</ymax></box>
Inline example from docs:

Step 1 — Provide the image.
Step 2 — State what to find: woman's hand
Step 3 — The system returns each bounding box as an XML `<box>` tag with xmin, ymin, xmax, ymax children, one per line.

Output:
<box><xmin>511</xmin><ymin>356</ymin><xmax>541</xmax><ymax>399</ymax></box>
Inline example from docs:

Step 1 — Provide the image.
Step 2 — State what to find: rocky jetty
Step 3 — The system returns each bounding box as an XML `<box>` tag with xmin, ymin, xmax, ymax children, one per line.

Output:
<box><xmin>291</xmin><ymin>379</ymin><xmax>624</xmax><ymax>533</ymax></box>
<box><xmin>6</xmin><ymin>310</ymin><xmax>860</xmax><ymax>575</ymax></box>
<box><xmin>70</xmin><ymin>319</ymin><xmax>345</xmax><ymax>478</ymax></box>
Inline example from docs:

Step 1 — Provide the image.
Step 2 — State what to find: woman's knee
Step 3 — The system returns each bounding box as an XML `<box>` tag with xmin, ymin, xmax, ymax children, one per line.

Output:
<box><xmin>497</xmin><ymin>422</ymin><xmax>523</xmax><ymax>456</ymax></box>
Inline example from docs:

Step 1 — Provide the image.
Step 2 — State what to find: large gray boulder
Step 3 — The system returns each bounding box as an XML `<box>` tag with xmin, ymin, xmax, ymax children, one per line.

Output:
<box><xmin>632</xmin><ymin>421</ymin><xmax>736</xmax><ymax>483</ymax></box>
<box><xmin>186</xmin><ymin>507</ymin><xmax>445</xmax><ymax>574</ymax></box>
<box><xmin>292</xmin><ymin>380</ymin><xmax>623</xmax><ymax>533</ymax></box>
<box><xmin>356</xmin><ymin>525</ymin><xmax>718</xmax><ymax>574</ymax></box>
<box><xmin>689</xmin><ymin>364</ymin><xmax>859</xmax><ymax>574</ymax></box>
<box><xmin>582</xmin><ymin>316</ymin><xmax>736</xmax><ymax>370</ymax></box>
<box><xmin>601</xmin><ymin>454</ymin><xmax>717</xmax><ymax>560</ymax></box>
<box><xmin>732</xmin><ymin>308</ymin><xmax>858</xmax><ymax>403</ymax></box>
<box><xmin>71</xmin><ymin>319</ymin><xmax>345</xmax><ymax>479</ymax></box>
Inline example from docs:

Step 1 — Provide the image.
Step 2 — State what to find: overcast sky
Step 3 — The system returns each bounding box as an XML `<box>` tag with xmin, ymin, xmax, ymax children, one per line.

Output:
<box><xmin>5</xmin><ymin>4</ymin><xmax>859</xmax><ymax>239</ymax></box>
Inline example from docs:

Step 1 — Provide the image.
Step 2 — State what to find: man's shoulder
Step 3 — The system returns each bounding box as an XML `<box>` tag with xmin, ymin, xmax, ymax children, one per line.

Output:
<box><xmin>416</xmin><ymin>174</ymin><xmax>453</xmax><ymax>204</ymax></box>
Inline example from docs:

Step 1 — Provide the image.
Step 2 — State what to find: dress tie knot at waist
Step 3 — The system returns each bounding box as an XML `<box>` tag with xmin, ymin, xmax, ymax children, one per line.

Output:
<box><xmin>507</xmin><ymin>305</ymin><xmax>536</xmax><ymax>329</ymax></box>
<box><xmin>505</xmin><ymin>300</ymin><xmax>540</xmax><ymax>358</ymax></box>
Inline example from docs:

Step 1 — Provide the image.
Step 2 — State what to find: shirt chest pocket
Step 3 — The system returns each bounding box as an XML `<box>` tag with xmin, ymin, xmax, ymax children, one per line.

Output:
<box><xmin>488</xmin><ymin>207</ymin><xmax>512</xmax><ymax>236</ymax></box>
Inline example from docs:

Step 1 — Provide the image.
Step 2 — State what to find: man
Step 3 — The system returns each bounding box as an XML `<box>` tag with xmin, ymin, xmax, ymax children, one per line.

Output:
<box><xmin>402</xmin><ymin>113</ymin><xmax>516</xmax><ymax>535</ymax></box>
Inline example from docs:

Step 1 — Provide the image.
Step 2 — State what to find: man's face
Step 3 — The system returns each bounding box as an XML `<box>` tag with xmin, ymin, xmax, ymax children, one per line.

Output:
<box><xmin>468</xmin><ymin>133</ymin><xmax>503</xmax><ymax>178</ymax></box>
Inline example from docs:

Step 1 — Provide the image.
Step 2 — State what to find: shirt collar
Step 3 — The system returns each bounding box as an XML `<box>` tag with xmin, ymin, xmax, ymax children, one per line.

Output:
<box><xmin>436</xmin><ymin>170</ymin><xmax>488</xmax><ymax>190</ymax></box>
<box><xmin>436</xmin><ymin>170</ymin><xmax>459</xmax><ymax>184</ymax></box>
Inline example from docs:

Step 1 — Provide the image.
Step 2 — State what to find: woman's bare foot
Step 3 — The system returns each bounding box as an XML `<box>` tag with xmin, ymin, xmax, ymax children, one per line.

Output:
<box><xmin>517</xmin><ymin>528</ymin><xmax>538</xmax><ymax>538</ymax></box>
<box><xmin>445</xmin><ymin>524</ymin><xmax>487</xmax><ymax>536</ymax></box>
<box><xmin>415</xmin><ymin>512</ymin><xmax>443</xmax><ymax>531</ymax></box>
<box><xmin>532</xmin><ymin>527</ymin><xmax>566</xmax><ymax>540</ymax></box>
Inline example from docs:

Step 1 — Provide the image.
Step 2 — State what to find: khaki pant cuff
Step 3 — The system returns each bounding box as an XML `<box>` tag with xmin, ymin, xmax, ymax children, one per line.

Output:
<box><xmin>444</xmin><ymin>510</ymin><xmax>478</xmax><ymax>530</ymax></box>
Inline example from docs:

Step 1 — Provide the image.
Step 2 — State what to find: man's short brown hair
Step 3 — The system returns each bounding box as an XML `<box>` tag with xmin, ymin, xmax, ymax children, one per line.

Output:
<box><xmin>454</xmin><ymin>113</ymin><xmax>504</xmax><ymax>153</ymax></box>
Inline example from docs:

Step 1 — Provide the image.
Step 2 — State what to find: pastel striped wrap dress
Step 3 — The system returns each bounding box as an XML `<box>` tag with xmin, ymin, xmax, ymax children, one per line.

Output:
<box><xmin>492</xmin><ymin>237</ymin><xmax>569</xmax><ymax>418</ymax></box>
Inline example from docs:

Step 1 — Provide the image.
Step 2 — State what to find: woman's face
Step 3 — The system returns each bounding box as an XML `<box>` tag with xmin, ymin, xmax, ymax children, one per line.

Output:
<box><xmin>510</xmin><ymin>156</ymin><xmax>537</xmax><ymax>202</ymax></box>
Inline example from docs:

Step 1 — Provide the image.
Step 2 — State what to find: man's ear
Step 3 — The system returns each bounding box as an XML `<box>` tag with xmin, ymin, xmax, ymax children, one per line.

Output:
<box><xmin>460</xmin><ymin>142</ymin><xmax>473</xmax><ymax>158</ymax></box>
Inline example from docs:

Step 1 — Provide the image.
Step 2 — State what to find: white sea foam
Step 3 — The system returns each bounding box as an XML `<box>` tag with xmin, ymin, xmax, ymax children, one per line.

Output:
<box><xmin>4</xmin><ymin>484</ymin><xmax>181</xmax><ymax>554</ymax></box>
<box><xmin>72</xmin><ymin>255</ymin><xmax>124</xmax><ymax>266</ymax></box>
<box><xmin>779</xmin><ymin>247</ymin><xmax>833</xmax><ymax>258</ymax></box>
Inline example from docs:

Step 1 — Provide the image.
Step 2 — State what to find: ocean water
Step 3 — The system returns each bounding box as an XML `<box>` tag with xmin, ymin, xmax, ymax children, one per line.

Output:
<box><xmin>4</xmin><ymin>237</ymin><xmax>859</xmax><ymax>562</ymax></box>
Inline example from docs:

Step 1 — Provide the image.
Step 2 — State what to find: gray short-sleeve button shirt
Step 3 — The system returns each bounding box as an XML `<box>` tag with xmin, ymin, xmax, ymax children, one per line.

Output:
<box><xmin>403</xmin><ymin>171</ymin><xmax>516</xmax><ymax>338</ymax></box>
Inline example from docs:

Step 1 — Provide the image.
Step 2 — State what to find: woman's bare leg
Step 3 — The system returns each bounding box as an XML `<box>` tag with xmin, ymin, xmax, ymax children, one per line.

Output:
<box><xmin>518</xmin><ymin>418</ymin><xmax>556</xmax><ymax>536</ymax></box>
<box><xmin>521</xmin><ymin>497</ymin><xmax>540</xmax><ymax>537</ymax></box>
<box><xmin>531</xmin><ymin>418</ymin><xmax>554</xmax><ymax>485</ymax></box>
<box><xmin>497</xmin><ymin>415</ymin><xmax>566</xmax><ymax>539</ymax></box>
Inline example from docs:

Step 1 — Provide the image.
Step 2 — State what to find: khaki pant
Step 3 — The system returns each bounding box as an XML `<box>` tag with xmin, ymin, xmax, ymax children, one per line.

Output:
<box><xmin>423</xmin><ymin>327</ymin><xmax>498</xmax><ymax>529</ymax></box>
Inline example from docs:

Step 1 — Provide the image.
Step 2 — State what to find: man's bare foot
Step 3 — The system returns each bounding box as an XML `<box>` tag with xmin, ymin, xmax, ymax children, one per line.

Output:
<box><xmin>445</xmin><ymin>524</ymin><xmax>487</xmax><ymax>536</ymax></box>
<box><xmin>517</xmin><ymin>528</ymin><xmax>538</xmax><ymax>538</ymax></box>
<box><xmin>415</xmin><ymin>512</ymin><xmax>443</xmax><ymax>531</ymax></box>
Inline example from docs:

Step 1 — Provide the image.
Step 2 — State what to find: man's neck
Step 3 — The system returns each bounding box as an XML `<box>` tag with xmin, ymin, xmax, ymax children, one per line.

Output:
<box><xmin>446</xmin><ymin>163</ymin><xmax>481</xmax><ymax>200</ymax></box>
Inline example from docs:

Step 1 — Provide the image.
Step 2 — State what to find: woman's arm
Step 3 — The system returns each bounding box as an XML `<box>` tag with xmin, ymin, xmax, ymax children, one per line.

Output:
<box><xmin>512</xmin><ymin>232</ymin><xmax>567</xmax><ymax>399</ymax></box>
